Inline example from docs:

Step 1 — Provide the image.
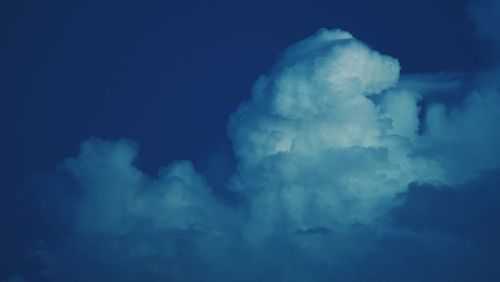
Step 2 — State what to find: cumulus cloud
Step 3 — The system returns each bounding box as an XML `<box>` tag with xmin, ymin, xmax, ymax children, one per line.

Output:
<box><xmin>228</xmin><ymin>29</ymin><xmax>444</xmax><ymax>239</ymax></box>
<box><xmin>61</xmin><ymin>138</ymin><xmax>231</xmax><ymax>236</ymax></box>
<box><xmin>36</xmin><ymin>139</ymin><xmax>239</xmax><ymax>282</ymax></box>
<box><xmin>27</xmin><ymin>7</ymin><xmax>500</xmax><ymax>281</ymax></box>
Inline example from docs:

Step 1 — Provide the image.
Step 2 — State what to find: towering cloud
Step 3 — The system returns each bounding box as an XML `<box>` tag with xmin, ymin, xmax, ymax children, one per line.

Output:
<box><xmin>24</xmin><ymin>9</ymin><xmax>500</xmax><ymax>281</ymax></box>
<box><xmin>228</xmin><ymin>29</ymin><xmax>446</xmax><ymax>240</ymax></box>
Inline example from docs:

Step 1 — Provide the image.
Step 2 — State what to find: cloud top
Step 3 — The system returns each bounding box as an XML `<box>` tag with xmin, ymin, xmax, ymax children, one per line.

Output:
<box><xmin>228</xmin><ymin>29</ymin><xmax>443</xmax><ymax>238</ymax></box>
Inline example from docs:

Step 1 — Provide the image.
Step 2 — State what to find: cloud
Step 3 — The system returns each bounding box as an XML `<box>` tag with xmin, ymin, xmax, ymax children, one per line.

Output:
<box><xmin>25</xmin><ymin>12</ymin><xmax>500</xmax><ymax>282</ymax></box>
<box><xmin>228</xmin><ymin>29</ymin><xmax>444</xmax><ymax>239</ymax></box>
<box><xmin>59</xmin><ymin>138</ymin><xmax>231</xmax><ymax>236</ymax></box>
<box><xmin>36</xmin><ymin>138</ymin><xmax>239</xmax><ymax>282</ymax></box>
<box><xmin>419</xmin><ymin>83</ymin><xmax>500</xmax><ymax>181</ymax></box>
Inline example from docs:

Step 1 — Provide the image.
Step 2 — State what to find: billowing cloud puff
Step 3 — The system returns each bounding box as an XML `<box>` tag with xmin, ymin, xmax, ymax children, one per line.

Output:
<box><xmin>36</xmin><ymin>139</ymin><xmax>239</xmax><ymax>282</ymax></box>
<box><xmin>62</xmin><ymin>138</ymin><xmax>229</xmax><ymax>236</ymax></box>
<box><xmin>228</xmin><ymin>29</ymin><xmax>444</xmax><ymax>238</ymax></box>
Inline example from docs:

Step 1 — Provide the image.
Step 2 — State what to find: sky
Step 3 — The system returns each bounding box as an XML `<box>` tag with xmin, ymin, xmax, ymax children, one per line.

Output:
<box><xmin>1</xmin><ymin>0</ymin><xmax>500</xmax><ymax>281</ymax></box>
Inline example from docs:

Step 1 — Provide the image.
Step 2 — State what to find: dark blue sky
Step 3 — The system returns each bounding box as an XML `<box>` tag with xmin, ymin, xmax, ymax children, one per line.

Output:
<box><xmin>1</xmin><ymin>0</ymin><xmax>496</xmax><ymax>281</ymax></box>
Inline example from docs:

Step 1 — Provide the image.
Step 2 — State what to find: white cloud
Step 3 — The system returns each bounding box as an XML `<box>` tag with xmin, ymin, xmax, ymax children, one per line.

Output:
<box><xmin>61</xmin><ymin>138</ymin><xmax>231</xmax><ymax>236</ymax></box>
<box><xmin>229</xmin><ymin>29</ymin><xmax>445</xmax><ymax>239</ymax></box>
